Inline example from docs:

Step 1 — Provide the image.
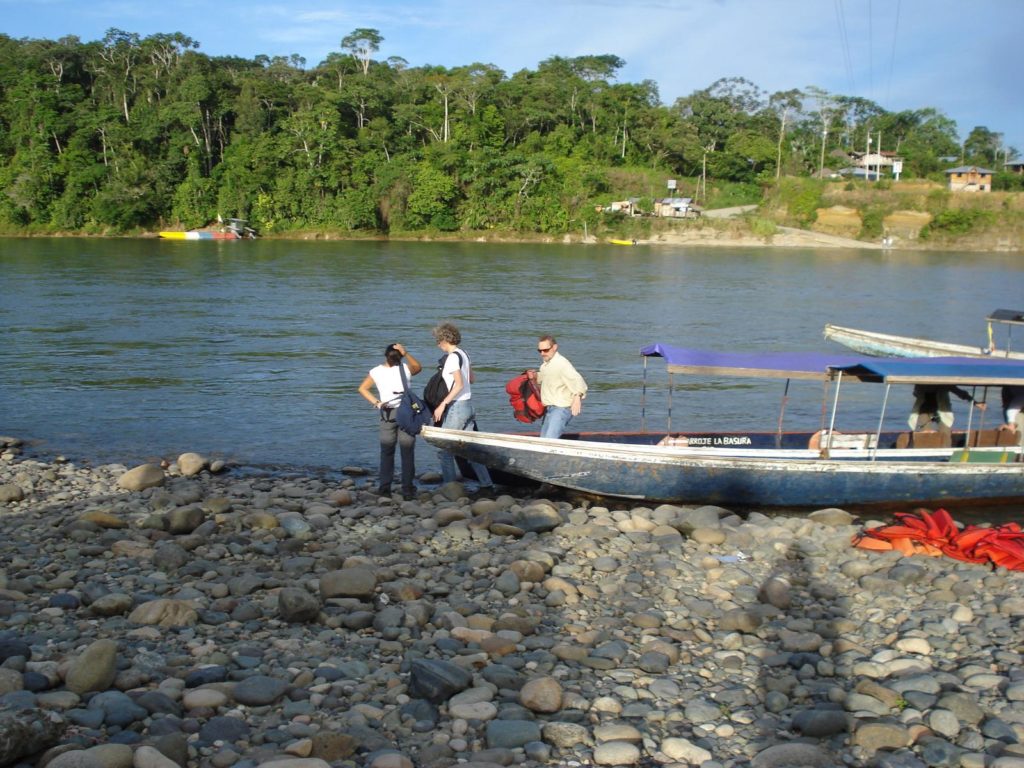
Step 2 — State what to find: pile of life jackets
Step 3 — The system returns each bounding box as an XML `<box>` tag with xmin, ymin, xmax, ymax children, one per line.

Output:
<box><xmin>853</xmin><ymin>507</ymin><xmax>1024</xmax><ymax>571</ymax></box>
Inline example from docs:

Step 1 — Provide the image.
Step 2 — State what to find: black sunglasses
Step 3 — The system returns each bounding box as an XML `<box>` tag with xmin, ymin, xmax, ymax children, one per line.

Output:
<box><xmin>537</xmin><ymin>347</ymin><xmax>553</xmax><ymax>353</ymax></box>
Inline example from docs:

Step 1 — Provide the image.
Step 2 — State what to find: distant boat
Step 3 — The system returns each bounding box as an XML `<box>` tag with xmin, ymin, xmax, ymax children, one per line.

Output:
<box><xmin>825</xmin><ymin>309</ymin><xmax>1024</xmax><ymax>361</ymax></box>
<box><xmin>608</xmin><ymin>238</ymin><xmax>637</xmax><ymax>246</ymax></box>
<box><xmin>159</xmin><ymin>218</ymin><xmax>257</xmax><ymax>240</ymax></box>
<box><xmin>159</xmin><ymin>230</ymin><xmax>244</xmax><ymax>240</ymax></box>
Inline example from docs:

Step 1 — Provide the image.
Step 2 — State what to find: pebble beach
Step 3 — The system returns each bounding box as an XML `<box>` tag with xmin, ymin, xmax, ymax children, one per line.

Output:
<box><xmin>2</xmin><ymin>435</ymin><xmax>1024</xmax><ymax>768</ymax></box>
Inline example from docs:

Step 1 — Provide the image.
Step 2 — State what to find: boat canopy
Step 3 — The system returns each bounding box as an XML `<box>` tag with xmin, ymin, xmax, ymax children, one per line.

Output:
<box><xmin>988</xmin><ymin>309</ymin><xmax>1024</xmax><ymax>326</ymax></box>
<box><xmin>641</xmin><ymin>343</ymin><xmax>1024</xmax><ymax>385</ymax></box>
<box><xmin>830</xmin><ymin>357</ymin><xmax>1024</xmax><ymax>386</ymax></box>
<box><xmin>640</xmin><ymin>344</ymin><xmax>867</xmax><ymax>381</ymax></box>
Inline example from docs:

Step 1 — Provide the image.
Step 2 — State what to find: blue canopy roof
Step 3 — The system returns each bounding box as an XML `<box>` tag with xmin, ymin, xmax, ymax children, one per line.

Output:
<box><xmin>830</xmin><ymin>357</ymin><xmax>1024</xmax><ymax>385</ymax></box>
<box><xmin>641</xmin><ymin>343</ymin><xmax>1024</xmax><ymax>385</ymax></box>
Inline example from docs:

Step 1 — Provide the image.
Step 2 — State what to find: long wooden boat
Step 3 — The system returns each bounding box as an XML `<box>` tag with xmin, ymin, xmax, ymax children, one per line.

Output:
<box><xmin>824</xmin><ymin>309</ymin><xmax>1024</xmax><ymax>360</ymax></box>
<box><xmin>422</xmin><ymin>347</ymin><xmax>1024</xmax><ymax>509</ymax></box>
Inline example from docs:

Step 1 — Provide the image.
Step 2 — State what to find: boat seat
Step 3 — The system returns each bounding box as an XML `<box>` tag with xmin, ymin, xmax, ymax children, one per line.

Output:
<box><xmin>909</xmin><ymin>430</ymin><xmax>952</xmax><ymax>449</ymax></box>
<box><xmin>967</xmin><ymin>429</ymin><xmax>1003</xmax><ymax>447</ymax></box>
<box><xmin>996</xmin><ymin>428</ymin><xmax>1020</xmax><ymax>447</ymax></box>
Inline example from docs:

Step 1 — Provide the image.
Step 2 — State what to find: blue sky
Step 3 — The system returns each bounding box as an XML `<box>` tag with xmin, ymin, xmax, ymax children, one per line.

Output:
<box><xmin>5</xmin><ymin>0</ymin><xmax>1022</xmax><ymax>157</ymax></box>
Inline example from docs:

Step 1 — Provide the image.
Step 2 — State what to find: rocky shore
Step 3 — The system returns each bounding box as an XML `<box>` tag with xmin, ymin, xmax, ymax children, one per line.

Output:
<box><xmin>2</xmin><ymin>434</ymin><xmax>1024</xmax><ymax>768</ymax></box>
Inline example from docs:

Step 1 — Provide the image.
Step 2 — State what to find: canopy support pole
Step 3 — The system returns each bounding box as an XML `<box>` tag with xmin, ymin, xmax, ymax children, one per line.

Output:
<box><xmin>826</xmin><ymin>372</ymin><xmax>843</xmax><ymax>453</ymax></box>
<box><xmin>667</xmin><ymin>372</ymin><xmax>673</xmax><ymax>433</ymax></box>
<box><xmin>873</xmin><ymin>383</ymin><xmax>891</xmax><ymax>462</ymax></box>
<box><xmin>775</xmin><ymin>379</ymin><xmax>791</xmax><ymax>449</ymax></box>
<box><xmin>641</xmin><ymin>355</ymin><xmax>648</xmax><ymax>433</ymax></box>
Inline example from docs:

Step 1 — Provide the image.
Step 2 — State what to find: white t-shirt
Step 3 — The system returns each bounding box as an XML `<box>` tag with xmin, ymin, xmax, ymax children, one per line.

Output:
<box><xmin>369</xmin><ymin>363</ymin><xmax>411</xmax><ymax>408</ymax></box>
<box><xmin>442</xmin><ymin>348</ymin><xmax>472</xmax><ymax>402</ymax></box>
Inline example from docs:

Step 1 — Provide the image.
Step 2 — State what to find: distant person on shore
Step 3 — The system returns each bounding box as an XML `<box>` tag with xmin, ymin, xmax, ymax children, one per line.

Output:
<box><xmin>528</xmin><ymin>334</ymin><xmax>588</xmax><ymax>439</ymax></box>
<box><xmin>907</xmin><ymin>384</ymin><xmax>985</xmax><ymax>439</ymax></box>
<box><xmin>358</xmin><ymin>342</ymin><xmax>422</xmax><ymax>499</ymax></box>
<box><xmin>431</xmin><ymin>322</ymin><xmax>494</xmax><ymax>492</ymax></box>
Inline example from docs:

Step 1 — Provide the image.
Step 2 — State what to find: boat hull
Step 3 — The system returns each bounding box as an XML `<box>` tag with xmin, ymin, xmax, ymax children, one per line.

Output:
<box><xmin>422</xmin><ymin>427</ymin><xmax>1024</xmax><ymax>509</ymax></box>
<box><xmin>159</xmin><ymin>231</ymin><xmax>241</xmax><ymax>240</ymax></box>
<box><xmin>824</xmin><ymin>324</ymin><xmax>1024</xmax><ymax>360</ymax></box>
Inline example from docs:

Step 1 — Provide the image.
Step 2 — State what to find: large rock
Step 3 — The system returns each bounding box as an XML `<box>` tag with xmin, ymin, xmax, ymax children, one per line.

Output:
<box><xmin>117</xmin><ymin>464</ymin><xmax>165</xmax><ymax>491</ymax></box>
<box><xmin>407</xmin><ymin>659</ymin><xmax>473</xmax><ymax>703</ymax></box>
<box><xmin>320</xmin><ymin>567</ymin><xmax>377</xmax><ymax>599</ymax></box>
<box><xmin>751</xmin><ymin>743</ymin><xmax>834</xmax><ymax>768</ymax></box>
<box><xmin>134</xmin><ymin>745</ymin><xmax>182</xmax><ymax>768</ymax></box>
<box><xmin>65</xmin><ymin>639</ymin><xmax>118</xmax><ymax>695</ymax></box>
<box><xmin>0</xmin><ymin>484</ymin><xmax>25</xmax><ymax>503</ymax></box>
<box><xmin>176</xmin><ymin>452</ymin><xmax>207</xmax><ymax>476</ymax></box>
<box><xmin>516</xmin><ymin>503</ymin><xmax>563</xmax><ymax>533</ymax></box>
<box><xmin>278</xmin><ymin>588</ymin><xmax>321</xmax><ymax>623</ymax></box>
<box><xmin>165</xmin><ymin>505</ymin><xmax>206</xmax><ymax>534</ymax></box>
<box><xmin>519</xmin><ymin>676</ymin><xmax>563</xmax><ymax>713</ymax></box>
<box><xmin>0</xmin><ymin>706</ymin><xmax>65</xmax><ymax>765</ymax></box>
<box><xmin>128</xmin><ymin>599</ymin><xmax>199</xmax><ymax>627</ymax></box>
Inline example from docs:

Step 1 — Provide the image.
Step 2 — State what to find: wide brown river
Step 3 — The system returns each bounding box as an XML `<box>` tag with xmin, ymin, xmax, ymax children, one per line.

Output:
<box><xmin>2</xmin><ymin>237</ymin><xmax>1021</xmax><ymax>474</ymax></box>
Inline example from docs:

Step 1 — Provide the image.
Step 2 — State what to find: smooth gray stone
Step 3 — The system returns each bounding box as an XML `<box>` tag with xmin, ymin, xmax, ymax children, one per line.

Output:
<box><xmin>485</xmin><ymin>719</ymin><xmax>542</xmax><ymax>749</ymax></box>
<box><xmin>791</xmin><ymin>707</ymin><xmax>849</xmax><ymax>737</ymax></box>
<box><xmin>407</xmin><ymin>659</ymin><xmax>472</xmax><ymax>704</ymax></box>
<box><xmin>232</xmin><ymin>675</ymin><xmax>289</xmax><ymax>706</ymax></box>
<box><xmin>197</xmin><ymin>715</ymin><xmax>251</xmax><ymax>745</ymax></box>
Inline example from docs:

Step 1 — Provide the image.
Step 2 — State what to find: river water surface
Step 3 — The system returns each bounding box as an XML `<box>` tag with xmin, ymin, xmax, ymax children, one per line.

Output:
<box><xmin>2</xmin><ymin>238</ymin><xmax>1022</xmax><ymax>474</ymax></box>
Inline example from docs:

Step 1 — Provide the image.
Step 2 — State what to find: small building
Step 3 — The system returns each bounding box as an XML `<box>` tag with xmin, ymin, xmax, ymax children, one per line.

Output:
<box><xmin>598</xmin><ymin>198</ymin><xmax>641</xmax><ymax>216</ymax></box>
<box><xmin>654</xmin><ymin>197</ymin><xmax>700</xmax><ymax>218</ymax></box>
<box><xmin>851</xmin><ymin>151</ymin><xmax>895</xmax><ymax>171</ymax></box>
<box><xmin>1005</xmin><ymin>160</ymin><xmax>1024</xmax><ymax>175</ymax></box>
<box><xmin>945</xmin><ymin>166</ymin><xmax>994</xmax><ymax>192</ymax></box>
<box><xmin>837</xmin><ymin>167</ymin><xmax>881</xmax><ymax>181</ymax></box>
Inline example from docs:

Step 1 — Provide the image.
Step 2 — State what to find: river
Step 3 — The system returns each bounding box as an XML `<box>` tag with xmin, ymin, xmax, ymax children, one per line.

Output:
<box><xmin>1</xmin><ymin>237</ymin><xmax>1021</xmax><ymax>474</ymax></box>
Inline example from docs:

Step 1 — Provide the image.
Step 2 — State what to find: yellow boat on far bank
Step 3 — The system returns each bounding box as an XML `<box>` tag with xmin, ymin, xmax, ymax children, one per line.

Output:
<box><xmin>609</xmin><ymin>238</ymin><xmax>637</xmax><ymax>246</ymax></box>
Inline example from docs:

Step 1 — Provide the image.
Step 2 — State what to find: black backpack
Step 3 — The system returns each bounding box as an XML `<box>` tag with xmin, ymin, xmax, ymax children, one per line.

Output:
<box><xmin>423</xmin><ymin>351</ymin><xmax>464</xmax><ymax>412</ymax></box>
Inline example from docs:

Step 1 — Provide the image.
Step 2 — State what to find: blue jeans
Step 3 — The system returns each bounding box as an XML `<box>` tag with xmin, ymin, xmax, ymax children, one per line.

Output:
<box><xmin>540</xmin><ymin>406</ymin><xmax>573</xmax><ymax>439</ymax></box>
<box><xmin>379</xmin><ymin>410</ymin><xmax>415</xmax><ymax>494</ymax></box>
<box><xmin>438</xmin><ymin>399</ymin><xmax>493</xmax><ymax>486</ymax></box>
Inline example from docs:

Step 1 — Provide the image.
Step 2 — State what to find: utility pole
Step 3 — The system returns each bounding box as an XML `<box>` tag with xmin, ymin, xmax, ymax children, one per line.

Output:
<box><xmin>819</xmin><ymin>127</ymin><xmax>828</xmax><ymax>179</ymax></box>
<box><xmin>878</xmin><ymin>130</ymin><xmax>883</xmax><ymax>180</ymax></box>
<box><xmin>865</xmin><ymin>130</ymin><xmax>872</xmax><ymax>184</ymax></box>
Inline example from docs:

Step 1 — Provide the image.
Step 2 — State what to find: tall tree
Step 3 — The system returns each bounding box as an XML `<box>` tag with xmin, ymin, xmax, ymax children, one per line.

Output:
<box><xmin>341</xmin><ymin>28</ymin><xmax>383</xmax><ymax>76</ymax></box>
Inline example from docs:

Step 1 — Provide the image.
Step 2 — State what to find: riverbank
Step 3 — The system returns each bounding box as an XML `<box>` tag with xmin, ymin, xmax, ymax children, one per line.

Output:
<box><xmin>3</xmin><ymin>220</ymin><xmax>1018</xmax><ymax>252</ymax></box>
<box><xmin>3</xmin><ymin>435</ymin><xmax>1024</xmax><ymax>768</ymax></box>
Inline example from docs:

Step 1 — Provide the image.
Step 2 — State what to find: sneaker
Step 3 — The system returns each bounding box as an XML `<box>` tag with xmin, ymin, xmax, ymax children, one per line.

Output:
<box><xmin>402</xmin><ymin>487</ymin><xmax>416</xmax><ymax>501</ymax></box>
<box><xmin>473</xmin><ymin>485</ymin><xmax>495</xmax><ymax>499</ymax></box>
<box><xmin>376</xmin><ymin>485</ymin><xmax>391</xmax><ymax>497</ymax></box>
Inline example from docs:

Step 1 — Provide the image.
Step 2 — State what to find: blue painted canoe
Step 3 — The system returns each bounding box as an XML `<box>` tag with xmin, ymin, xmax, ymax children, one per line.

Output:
<box><xmin>422</xmin><ymin>346</ymin><xmax>1024</xmax><ymax>509</ymax></box>
<box><xmin>421</xmin><ymin>427</ymin><xmax>1022</xmax><ymax>509</ymax></box>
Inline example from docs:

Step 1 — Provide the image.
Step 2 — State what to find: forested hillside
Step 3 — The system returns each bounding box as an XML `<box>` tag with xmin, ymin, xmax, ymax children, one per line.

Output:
<box><xmin>0</xmin><ymin>28</ymin><xmax>1017</xmax><ymax>237</ymax></box>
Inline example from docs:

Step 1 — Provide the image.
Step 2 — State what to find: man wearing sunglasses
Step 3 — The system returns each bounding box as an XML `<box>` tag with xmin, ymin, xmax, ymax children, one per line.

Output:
<box><xmin>530</xmin><ymin>335</ymin><xmax>588</xmax><ymax>439</ymax></box>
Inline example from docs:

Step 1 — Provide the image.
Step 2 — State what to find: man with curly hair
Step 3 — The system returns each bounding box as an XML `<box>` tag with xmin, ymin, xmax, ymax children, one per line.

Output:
<box><xmin>431</xmin><ymin>322</ymin><xmax>494</xmax><ymax>492</ymax></box>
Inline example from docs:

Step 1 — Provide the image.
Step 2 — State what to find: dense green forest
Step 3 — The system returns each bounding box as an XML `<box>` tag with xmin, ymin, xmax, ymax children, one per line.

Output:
<box><xmin>0</xmin><ymin>28</ymin><xmax>1019</xmax><ymax>236</ymax></box>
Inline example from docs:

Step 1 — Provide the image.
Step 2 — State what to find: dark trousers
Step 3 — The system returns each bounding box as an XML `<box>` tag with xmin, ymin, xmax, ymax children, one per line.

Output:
<box><xmin>379</xmin><ymin>410</ymin><xmax>415</xmax><ymax>493</ymax></box>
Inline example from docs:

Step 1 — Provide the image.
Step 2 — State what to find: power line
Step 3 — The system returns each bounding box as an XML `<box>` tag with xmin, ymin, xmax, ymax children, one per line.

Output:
<box><xmin>834</xmin><ymin>0</ymin><xmax>856</xmax><ymax>95</ymax></box>
<box><xmin>885</xmin><ymin>0</ymin><xmax>902</xmax><ymax>109</ymax></box>
<box><xmin>868</xmin><ymin>0</ymin><xmax>874</xmax><ymax>101</ymax></box>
